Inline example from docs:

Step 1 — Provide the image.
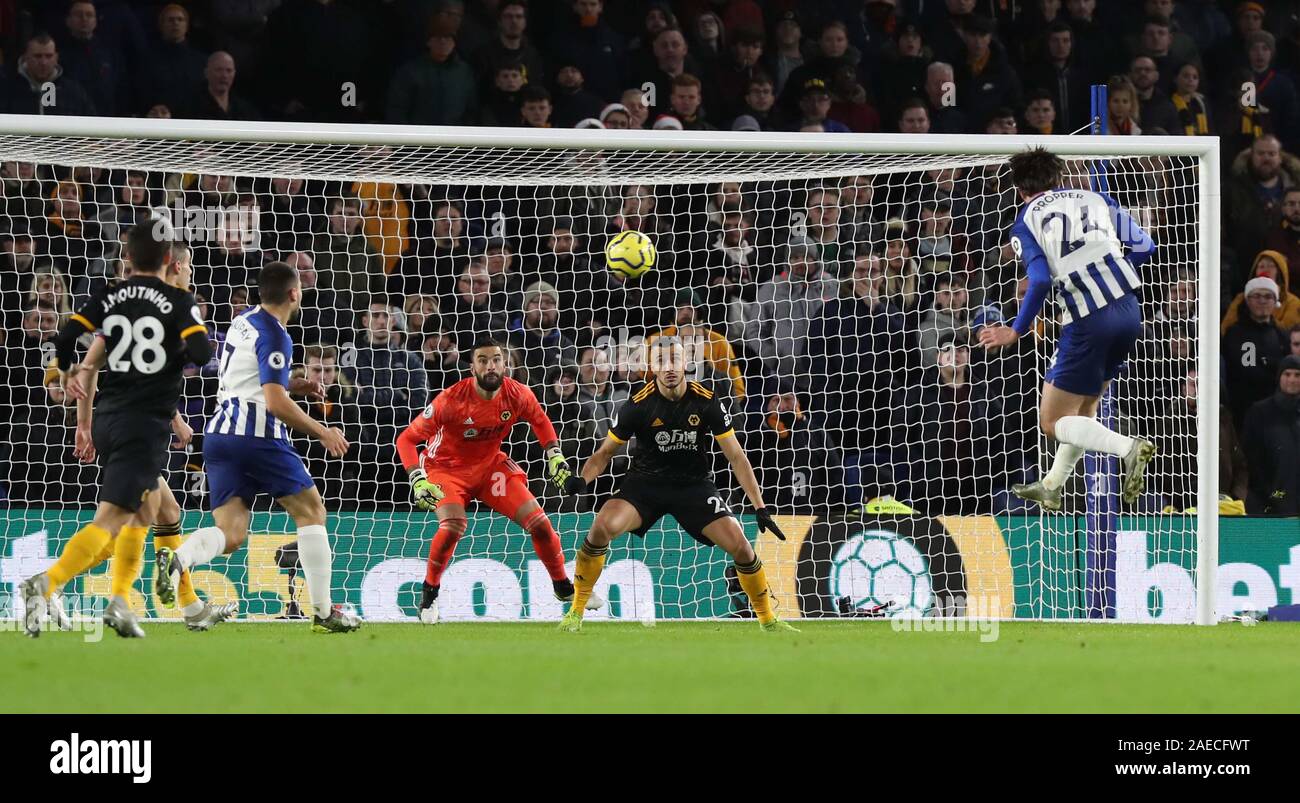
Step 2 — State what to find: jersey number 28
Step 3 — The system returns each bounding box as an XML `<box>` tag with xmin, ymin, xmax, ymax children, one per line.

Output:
<box><xmin>103</xmin><ymin>314</ymin><xmax>167</xmax><ymax>374</ymax></box>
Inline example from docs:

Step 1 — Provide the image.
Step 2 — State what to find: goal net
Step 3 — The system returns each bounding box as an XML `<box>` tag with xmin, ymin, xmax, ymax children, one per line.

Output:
<box><xmin>0</xmin><ymin>118</ymin><xmax>1218</xmax><ymax>625</ymax></box>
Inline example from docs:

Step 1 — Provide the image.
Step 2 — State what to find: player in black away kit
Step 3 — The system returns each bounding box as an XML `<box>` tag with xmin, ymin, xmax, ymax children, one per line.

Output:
<box><xmin>21</xmin><ymin>223</ymin><xmax>212</xmax><ymax>637</ymax></box>
<box><xmin>555</xmin><ymin>336</ymin><xmax>797</xmax><ymax>632</ymax></box>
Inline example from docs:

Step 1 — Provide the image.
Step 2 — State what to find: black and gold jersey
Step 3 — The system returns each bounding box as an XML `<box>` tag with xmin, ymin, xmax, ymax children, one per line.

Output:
<box><xmin>69</xmin><ymin>275</ymin><xmax>206</xmax><ymax>419</ymax></box>
<box><xmin>608</xmin><ymin>380</ymin><xmax>734</xmax><ymax>483</ymax></box>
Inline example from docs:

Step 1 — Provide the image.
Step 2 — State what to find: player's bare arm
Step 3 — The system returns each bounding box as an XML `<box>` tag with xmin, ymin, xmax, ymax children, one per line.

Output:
<box><xmin>287</xmin><ymin>376</ymin><xmax>326</xmax><ymax>400</ymax></box>
<box><xmin>978</xmin><ymin>323</ymin><xmax>1019</xmax><ymax>349</ymax></box>
<box><xmin>74</xmin><ymin>367</ymin><xmax>97</xmax><ymax>463</ymax></box>
<box><xmin>58</xmin><ymin>316</ymin><xmax>105</xmax><ymax>401</ymax></box>
<box><xmin>264</xmin><ymin>382</ymin><xmax>348</xmax><ymax>457</ymax></box>
<box><xmin>171</xmin><ymin>413</ymin><xmax>193</xmax><ymax>449</ymax></box>
<box><xmin>71</xmin><ymin>338</ymin><xmax>107</xmax><ymax>462</ymax></box>
<box><xmin>716</xmin><ymin>433</ymin><xmax>785</xmax><ymax>541</ymax></box>
<box><xmin>575</xmin><ymin>433</ymin><xmax>623</xmax><ymax>490</ymax></box>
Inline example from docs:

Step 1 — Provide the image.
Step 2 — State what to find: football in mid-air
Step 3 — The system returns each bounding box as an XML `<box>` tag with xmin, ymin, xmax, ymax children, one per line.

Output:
<box><xmin>605</xmin><ymin>230</ymin><xmax>656</xmax><ymax>279</ymax></box>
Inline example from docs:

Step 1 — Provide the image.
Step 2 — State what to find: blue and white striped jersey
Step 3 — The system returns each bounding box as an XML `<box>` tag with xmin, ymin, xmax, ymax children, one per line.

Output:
<box><xmin>205</xmin><ymin>307</ymin><xmax>293</xmax><ymax>440</ymax></box>
<box><xmin>1010</xmin><ymin>189</ymin><xmax>1154</xmax><ymax>333</ymax></box>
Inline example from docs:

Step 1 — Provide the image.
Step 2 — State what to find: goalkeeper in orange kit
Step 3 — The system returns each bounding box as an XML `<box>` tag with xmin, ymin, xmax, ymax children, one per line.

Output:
<box><xmin>395</xmin><ymin>337</ymin><xmax>604</xmax><ymax>624</ymax></box>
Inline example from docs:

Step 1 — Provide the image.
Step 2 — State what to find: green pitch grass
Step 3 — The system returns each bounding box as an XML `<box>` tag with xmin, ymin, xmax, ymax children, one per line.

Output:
<box><xmin>2</xmin><ymin>621</ymin><xmax>1297</xmax><ymax>713</ymax></box>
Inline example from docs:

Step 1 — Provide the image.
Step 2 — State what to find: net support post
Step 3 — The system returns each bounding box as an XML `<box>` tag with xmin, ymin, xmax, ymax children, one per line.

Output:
<box><xmin>1195</xmin><ymin>140</ymin><xmax>1221</xmax><ymax>626</ymax></box>
<box><xmin>1083</xmin><ymin>395</ymin><xmax>1119</xmax><ymax>619</ymax></box>
<box><xmin>1083</xmin><ymin>83</ymin><xmax>1118</xmax><ymax>619</ymax></box>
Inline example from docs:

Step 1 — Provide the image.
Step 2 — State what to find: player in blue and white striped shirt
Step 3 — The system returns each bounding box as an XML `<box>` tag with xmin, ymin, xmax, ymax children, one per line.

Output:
<box><xmin>205</xmin><ymin>301</ymin><xmax>296</xmax><ymax>439</ymax></box>
<box><xmin>978</xmin><ymin>148</ymin><xmax>1157</xmax><ymax>510</ymax></box>
<box><xmin>156</xmin><ymin>262</ymin><xmax>360</xmax><ymax>633</ymax></box>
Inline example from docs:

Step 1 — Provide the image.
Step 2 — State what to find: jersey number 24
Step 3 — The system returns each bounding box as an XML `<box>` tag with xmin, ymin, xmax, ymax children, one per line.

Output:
<box><xmin>1042</xmin><ymin>207</ymin><xmax>1104</xmax><ymax>259</ymax></box>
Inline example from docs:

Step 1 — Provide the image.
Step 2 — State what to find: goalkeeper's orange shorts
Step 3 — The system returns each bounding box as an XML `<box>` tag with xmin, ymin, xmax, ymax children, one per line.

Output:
<box><xmin>427</xmin><ymin>452</ymin><xmax>535</xmax><ymax>516</ymax></box>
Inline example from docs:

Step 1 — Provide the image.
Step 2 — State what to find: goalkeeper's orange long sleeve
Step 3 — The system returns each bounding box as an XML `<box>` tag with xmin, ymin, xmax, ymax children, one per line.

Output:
<box><xmin>395</xmin><ymin>423</ymin><xmax>425</xmax><ymax>472</ymax></box>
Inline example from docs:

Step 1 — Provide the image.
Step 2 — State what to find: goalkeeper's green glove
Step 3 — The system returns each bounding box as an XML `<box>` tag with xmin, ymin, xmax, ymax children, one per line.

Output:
<box><xmin>409</xmin><ymin>467</ymin><xmax>444</xmax><ymax>512</ymax></box>
<box><xmin>755</xmin><ymin>507</ymin><xmax>786</xmax><ymax>541</ymax></box>
<box><xmin>546</xmin><ymin>447</ymin><xmax>587</xmax><ymax>495</ymax></box>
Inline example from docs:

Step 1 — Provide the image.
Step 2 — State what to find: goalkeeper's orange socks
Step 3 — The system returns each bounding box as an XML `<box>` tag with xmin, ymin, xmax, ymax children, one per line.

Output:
<box><xmin>109</xmin><ymin>526</ymin><xmax>148</xmax><ymax>598</ymax></box>
<box><xmin>425</xmin><ymin>518</ymin><xmax>466</xmax><ymax>586</ymax></box>
<box><xmin>522</xmin><ymin>509</ymin><xmax>568</xmax><ymax>582</ymax></box>
<box><xmin>570</xmin><ymin>537</ymin><xmax>608</xmax><ymax>614</ymax></box>
<box><xmin>45</xmin><ymin>523</ymin><xmax>113</xmax><ymax>593</ymax></box>
<box><xmin>735</xmin><ymin>557</ymin><xmax>776</xmax><ymax>625</ymax></box>
<box><xmin>153</xmin><ymin>521</ymin><xmax>201</xmax><ymax>611</ymax></box>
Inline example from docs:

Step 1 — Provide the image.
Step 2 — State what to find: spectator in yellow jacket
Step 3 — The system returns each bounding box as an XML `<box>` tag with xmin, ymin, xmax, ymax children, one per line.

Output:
<box><xmin>1221</xmin><ymin>249</ymin><xmax>1300</xmax><ymax>334</ymax></box>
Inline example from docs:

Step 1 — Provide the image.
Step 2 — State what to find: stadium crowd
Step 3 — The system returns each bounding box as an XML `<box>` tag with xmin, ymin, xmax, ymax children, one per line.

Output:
<box><xmin>1</xmin><ymin>0</ymin><xmax>1299</xmax><ymax>517</ymax></box>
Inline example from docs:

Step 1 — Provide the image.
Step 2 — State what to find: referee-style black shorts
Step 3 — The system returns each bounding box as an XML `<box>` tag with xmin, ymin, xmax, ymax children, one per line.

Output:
<box><xmin>92</xmin><ymin>410</ymin><xmax>171</xmax><ymax>512</ymax></box>
<box><xmin>612</xmin><ymin>475</ymin><xmax>735</xmax><ymax>547</ymax></box>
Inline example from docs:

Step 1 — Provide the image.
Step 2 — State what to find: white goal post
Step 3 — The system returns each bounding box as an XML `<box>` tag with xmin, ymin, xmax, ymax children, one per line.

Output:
<box><xmin>0</xmin><ymin>115</ymin><xmax>1219</xmax><ymax>625</ymax></box>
